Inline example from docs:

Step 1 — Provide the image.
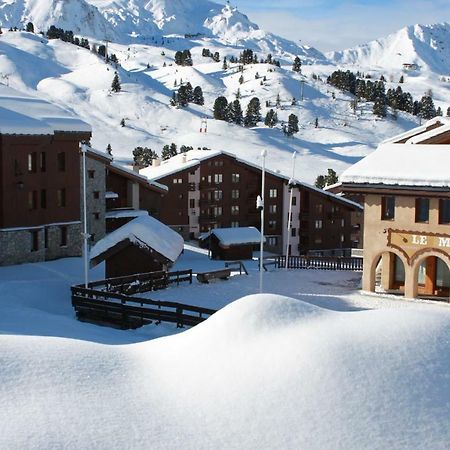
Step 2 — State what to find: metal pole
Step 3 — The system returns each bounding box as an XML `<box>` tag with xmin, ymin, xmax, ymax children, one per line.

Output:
<box><xmin>80</xmin><ymin>143</ymin><xmax>90</xmax><ymax>288</ymax></box>
<box><xmin>285</xmin><ymin>152</ymin><xmax>297</xmax><ymax>269</ymax></box>
<box><xmin>259</xmin><ymin>149</ymin><xmax>267</xmax><ymax>293</ymax></box>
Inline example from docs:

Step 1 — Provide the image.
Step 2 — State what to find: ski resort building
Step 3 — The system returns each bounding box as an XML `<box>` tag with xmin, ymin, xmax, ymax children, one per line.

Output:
<box><xmin>141</xmin><ymin>150</ymin><xmax>362</xmax><ymax>256</ymax></box>
<box><xmin>341</xmin><ymin>118</ymin><xmax>450</xmax><ymax>300</ymax></box>
<box><xmin>0</xmin><ymin>85</ymin><xmax>92</xmax><ymax>266</ymax></box>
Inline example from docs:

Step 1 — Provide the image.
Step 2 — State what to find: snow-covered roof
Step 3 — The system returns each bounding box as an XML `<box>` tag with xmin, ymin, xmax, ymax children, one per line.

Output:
<box><xmin>105</xmin><ymin>209</ymin><xmax>149</xmax><ymax>219</ymax></box>
<box><xmin>341</xmin><ymin>143</ymin><xmax>450</xmax><ymax>188</ymax></box>
<box><xmin>201</xmin><ymin>227</ymin><xmax>264</xmax><ymax>246</ymax></box>
<box><xmin>381</xmin><ymin>117</ymin><xmax>448</xmax><ymax>144</ymax></box>
<box><xmin>90</xmin><ymin>215</ymin><xmax>184</xmax><ymax>263</ymax></box>
<box><xmin>142</xmin><ymin>149</ymin><xmax>362</xmax><ymax>210</ymax></box>
<box><xmin>406</xmin><ymin>122</ymin><xmax>450</xmax><ymax>144</ymax></box>
<box><xmin>0</xmin><ymin>85</ymin><xmax>91</xmax><ymax>135</ymax></box>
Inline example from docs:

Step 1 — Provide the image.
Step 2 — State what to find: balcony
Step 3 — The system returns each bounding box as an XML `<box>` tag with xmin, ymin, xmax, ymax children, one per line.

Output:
<box><xmin>199</xmin><ymin>181</ymin><xmax>222</xmax><ymax>190</ymax></box>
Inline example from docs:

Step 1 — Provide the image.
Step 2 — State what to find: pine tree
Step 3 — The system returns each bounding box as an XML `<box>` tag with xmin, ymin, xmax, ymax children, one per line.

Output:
<box><xmin>161</xmin><ymin>144</ymin><xmax>171</xmax><ymax>160</ymax></box>
<box><xmin>192</xmin><ymin>86</ymin><xmax>204</xmax><ymax>105</ymax></box>
<box><xmin>264</xmin><ymin>109</ymin><xmax>278</xmax><ymax>128</ymax></box>
<box><xmin>419</xmin><ymin>95</ymin><xmax>436</xmax><ymax>120</ymax></box>
<box><xmin>185</xmin><ymin>82</ymin><xmax>193</xmax><ymax>102</ymax></box>
<box><xmin>447</xmin><ymin>107</ymin><xmax>450</xmax><ymax>117</ymax></box>
<box><xmin>169</xmin><ymin>143</ymin><xmax>178</xmax><ymax>157</ymax></box>
<box><xmin>276</xmin><ymin>93</ymin><xmax>281</xmax><ymax>108</ymax></box>
<box><xmin>213</xmin><ymin>97</ymin><xmax>229</xmax><ymax>121</ymax></box>
<box><xmin>399</xmin><ymin>75</ymin><xmax>404</xmax><ymax>83</ymax></box>
<box><xmin>111</xmin><ymin>72</ymin><xmax>121</xmax><ymax>93</ymax></box>
<box><xmin>373</xmin><ymin>97</ymin><xmax>387</xmax><ymax>118</ymax></box>
<box><xmin>238</xmin><ymin>74</ymin><xmax>244</xmax><ymax>84</ymax></box>
<box><xmin>315</xmin><ymin>117</ymin><xmax>319</xmax><ymax>128</ymax></box>
<box><xmin>286</xmin><ymin>114</ymin><xmax>299</xmax><ymax>135</ymax></box>
<box><xmin>315</xmin><ymin>175</ymin><xmax>326</xmax><ymax>189</ymax></box>
<box><xmin>106</xmin><ymin>144</ymin><xmax>112</xmax><ymax>156</ymax></box>
<box><xmin>222</xmin><ymin>57</ymin><xmax>228</xmax><ymax>70</ymax></box>
<box><xmin>176</xmin><ymin>85</ymin><xmax>189</xmax><ymax>107</ymax></box>
<box><xmin>292</xmin><ymin>56</ymin><xmax>302</xmax><ymax>72</ymax></box>
<box><xmin>26</xmin><ymin>22</ymin><xmax>34</xmax><ymax>33</ymax></box>
<box><xmin>244</xmin><ymin>97</ymin><xmax>261</xmax><ymax>127</ymax></box>
<box><xmin>228</xmin><ymin>100</ymin><xmax>243</xmax><ymax>125</ymax></box>
<box><xmin>133</xmin><ymin>147</ymin><xmax>157</xmax><ymax>168</ymax></box>
<box><xmin>325</xmin><ymin>169</ymin><xmax>338</xmax><ymax>185</ymax></box>
<box><xmin>120</xmin><ymin>118</ymin><xmax>126</xmax><ymax>127</ymax></box>
<box><xmin>436</xmin><ymin>106</ymin><xmax>443</xmax><ymax>116</ymax></box>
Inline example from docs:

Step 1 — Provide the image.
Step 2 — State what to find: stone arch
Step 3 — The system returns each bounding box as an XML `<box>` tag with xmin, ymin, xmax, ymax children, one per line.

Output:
<box><xmin>411</xmin><ymin>250</ymin><xmax>450</xmax><ymax>300</ymax></box>
<box><xmin>366</xmin><ymin>247</ymin><xmax>409</xmax><ymax>294</ymax></box>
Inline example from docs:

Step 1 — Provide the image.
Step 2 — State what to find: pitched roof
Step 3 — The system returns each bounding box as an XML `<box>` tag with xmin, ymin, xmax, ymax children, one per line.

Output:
<box><xmin>341</xmin><ymin>143</ymin><xmax>450</xmax><ymax>188</ymax></box>
<box><xmin>201</xmin><ymin>227</ymin><xmax>264</xmax><ymax>246</ymax></box>
<box><xmin>90</xmin><ymin>215</ymin><xmax>184</xmax><ymax>264</ymax></box>
<box><xmin>0</xmin><ymin>85</ymin><xmax>91</xmax><ymax>135</ymax></box>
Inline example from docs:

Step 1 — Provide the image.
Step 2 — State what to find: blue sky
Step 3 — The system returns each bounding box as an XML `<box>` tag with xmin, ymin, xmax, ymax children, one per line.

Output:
<box><xmin>235</xmin><ymin>0</ymin><xmax>450</xmax><ymax>51</ymax></box>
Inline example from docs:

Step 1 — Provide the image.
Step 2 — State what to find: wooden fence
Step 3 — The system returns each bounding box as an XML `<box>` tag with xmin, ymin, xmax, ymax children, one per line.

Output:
<box><xmin>86</xmin><ymin>269</ymin><xmax>193</xmax><ymax>295</ymax></box>
<box><xmin>277</xmin><ymin>255</ymin><xmax>363</xmax><ymax>271</ymax></box>
<box><xmin>71</xmin><ymin>285</ymin><xmax>216</xmax><ymax>329</ymax></box>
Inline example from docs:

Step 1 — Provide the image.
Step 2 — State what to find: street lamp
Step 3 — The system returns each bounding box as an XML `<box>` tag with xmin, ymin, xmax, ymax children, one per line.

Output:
<box><xmin>258</xmin><ymin>149</ymin><xmax>267</xmax><ymax>293</ymax></box>
<box><xmin>285</xmin><ymin>151</ymin><xmax>297</xmax><ymax>269</ymax></box>
<box><xmin>80</xmin><ymin>143</ymin><xmax>91</xmax><ymax>288</ymax></box>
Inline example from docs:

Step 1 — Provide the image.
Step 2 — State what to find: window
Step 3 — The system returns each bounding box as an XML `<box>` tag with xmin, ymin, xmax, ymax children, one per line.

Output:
<box><xmin>44</xmin><ymin>228</ymin><xmax>48</xmax><ymax>249</ymax></box>
<box><xmin>93</xmin><ymin>191</ymin><xmax>100</xmax><ymax>200</ymax></box>
<box><xmin>381</xmin><ymin>196</ymin><xmax>395</xmax><ymax>220</ymax></box>
<box><xmin>291</xmin><ymin>228</ymin><xmax>297</xmax><ymax>237</ymax></box>
<box><xmin>269</xmin><ymin>204</ymin><xmax>277</xmax><ymax>214</ymax></box>
<box><xmin>340</xmin><ymin>234</ymin><xmax>345</xmax><ymax>243</ymax></box>
<box><xmin>178</xmin><ymin>194</ymin><xmax>183</xmax><ymax>199</ymax></box>
<box><xmin>315</xmin><ymin>219</ymin><xmax>323</xmax><ymax>229</ymax></box>
<box><xmin>213</xmin><ymin>206</ymin><xmax>222</xmax><ymax>217</ymax></box>
<box><xmin>57</xmin><ymin>152</ymin><xmax>66</xmax><ymax>172</ymax></box>
<box><xmin>267</xmin><ymin>237</ymin><xmax>278</xmax><ymax>246</ymax></box>
<box><xmin>231</xmin><ymin>173</ymin><xmax>240</xmax><ymax>183</ymax></box>
<box><xmin>57</xmin><ymin>189</ymin><xmax>66</xmax><ymax>207</ymax></box>
<box><xmin>341</xmin><ymin>219</ymin><xmax>345</xmax><ymax>227</ymax></box>
<box><xmin>315</xmin><ymin>203</ymin><xmax>323</xmax><ymax>214</ymax></box>
<box><xmin>60</xmin><ymin>226</ymin><xmax>68</xmax><ymax>247</ymax></box>
<box><xmin>231</xmin><ymin>221</ymin><xmax>239</xmax><ymax>228</ymax></box>
<box><xmin>88</xmin><ymin>170</ymin><xmax>95</xmax><ymax>179</ymax></box>
<box><xmin>28</xmin><ymin>152</ymin><xmax>37</xmax><ymax>173</ymax></box>
<box><xmin>314</xmin><ymin>236</ymin><xmax>323</xmax><ymax>244</ymax></box>
<box><xmin>292</xmin><ymin>196</ymin><xmax>297</xmax><ymax>206</ymax></box>
<box><xmin>439</xmin><ymin>199</ymin><xmax>450</xmax><ymax>224</ymax></box>
<box><xmin>39</xmin><ymin>152</ymin><xmax>46</xmax><ymax>172</ymax></box>
<box><xmin>231</xmin><ymin>189</ymin><xmax>240</xmax><ymax>199</ymax></box>
<box><xmin>93</xmin><ymin>212</ymin><xmax>100</xmax><ymax>220</ymax></box>
<box><xmin>268</xmin><ymin>220</ymin><xmax>277</xmax><ymax>230</ymax></box>
<box><xmin>231</xmin><ymin>205</ymin><xmax>240</xmax><ymax>215</ymax></box>
<box><xmin>269</xmin><ymin>189</ymin><xmax>277</xmax><ymax>198</ymax></box>
<box><xmin>214</xmin><ymin>160</ymin><xmax>223</xmax><ymax>167</ymax></box>
<box><xmin>40</xmin><ymin>190</ymin><xmax>47</xmax><ymax>209</ymax></box>
<box><xmin>415</xmin><ymin>198</ymin><xmax>430</xmax><ymax>223</ymax></box>
<box><xmin>30</xmin><ymin>230</ymin><xmax>39</xmax><ymax>252</ymax></box>
<box><xmin>173</xmin><ymin>178</ymin><xmax>182</xmax><ymax>184</ymax></box>
<box><xmin>28</xmin><ymin>191</ymin><xmax>38</xmax><ymax>210</ymax></box>
<box><xmin>189</xmin><ymin>199</ymin><xmax>195</xmax><ymax>209</ymax></box>
<box><xmin>214</xmin><ymin>190</ymin><xmax>223</xmax><ymax>201</ymax></box>
<box><xmin>214</xmin><ymin>173</ymin><xmax>223</xmax><ymax>183</ymax></box>
<box><xmin>14</xmin><ymin>159</ymin><xmax>22</xmax><ymax>176</ymax></box>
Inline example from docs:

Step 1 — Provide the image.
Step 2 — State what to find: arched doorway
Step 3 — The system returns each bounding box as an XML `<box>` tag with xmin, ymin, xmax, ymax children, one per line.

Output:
<box><xmin>371</xmin><ymin>251</ymin><xmax>407</xmax><ymax>295</ymax></box>
<box><xmin>414</xmin><ymin>254</ymin><xmax>450</xmax><ymax>300</ymax></box>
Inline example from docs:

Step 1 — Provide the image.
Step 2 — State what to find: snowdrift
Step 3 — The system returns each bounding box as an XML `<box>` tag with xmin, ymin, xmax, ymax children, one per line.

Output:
<box><xmin>1</xmin><ymin>293</ymin><xmax>449</xmax><ymax>449</ymax></box>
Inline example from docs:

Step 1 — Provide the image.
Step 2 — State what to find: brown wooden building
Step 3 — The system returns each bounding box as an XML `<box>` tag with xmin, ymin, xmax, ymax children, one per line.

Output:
<box><xmin>341</xmin><ymin>119</ymin><xmax>450</xmax><ymax>300</ymax></box>
<box><xmin>141</xmin><ymin>150</ymin><xmax>362</xmax><ymax>256</ymax></box>
<box><xmin>0</xmin><ymin>85</ymin><xmax>91</xmax><ymax>265</ymax></box>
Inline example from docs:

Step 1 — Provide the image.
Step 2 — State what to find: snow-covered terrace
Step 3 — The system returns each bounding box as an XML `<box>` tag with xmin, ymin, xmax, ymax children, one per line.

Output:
<box><xmin>201</xmin><ymin>226</ymin><xmax>264</xmax><ymax>246</ymax></box>
<box><xmin>0</xmin><ymin>85</ymin><xmax>91</xmax><ymax>135</ymax></box>
<box><xmin>341</xmin><ymin>143</ymin><xmax>450</xmax><ymax>188</ymax></box>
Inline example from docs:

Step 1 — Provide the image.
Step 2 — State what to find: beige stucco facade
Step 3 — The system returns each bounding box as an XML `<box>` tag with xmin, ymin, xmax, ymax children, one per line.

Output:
<box><xmin>362</xmin><ymin>193</ymin><xmax>450</xmax><ymax>299</ymax></box>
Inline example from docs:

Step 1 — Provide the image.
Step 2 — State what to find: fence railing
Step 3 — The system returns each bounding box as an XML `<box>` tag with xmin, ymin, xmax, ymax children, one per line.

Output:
<box><xmin>277</xmin><ymin>255</ymin><xmax>363</xmax><ymax>271</ymax></box>
<box><xmin>71</xmin><ymin>285</ymin><xmax>215</xmax><ymax>329</ymax></box>
<box><xmin>86</xmin><ymin>270</ymin><xmax>193</xmax><ymax>295</ymax></box>
<box><xmin>224</xmin><ymin>260</ymin><xmax>248</xmax><ymax>275</ymax></box>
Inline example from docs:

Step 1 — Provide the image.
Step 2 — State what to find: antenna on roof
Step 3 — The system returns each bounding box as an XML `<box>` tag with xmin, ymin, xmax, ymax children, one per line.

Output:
<box><xmin>200</xmin><ymin>117</ymin><xmax>208</xmax><ymax>133</ymax></box>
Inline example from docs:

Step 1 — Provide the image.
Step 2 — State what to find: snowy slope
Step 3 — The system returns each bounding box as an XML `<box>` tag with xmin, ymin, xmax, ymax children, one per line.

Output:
<box><xmin>329</xmin><ymin>22</ymin><xmax>450</xmax><ymax>75</ymax></box>
<box><xmin>1</xmin><ymin>292</ymin><xmax>449</xmax><ymax>449</ymax></box>
<box><xmin>0</xmin><ymin>29</ymin><xmax>423</xmax><ymax>184</ymax></box>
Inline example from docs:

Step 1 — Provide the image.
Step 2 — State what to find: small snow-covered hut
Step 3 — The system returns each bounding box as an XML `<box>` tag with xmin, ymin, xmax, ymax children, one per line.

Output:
<box><xmin>90</xmin><ymin>215</ymin><xmax>184</xmax><ymax>278</ymax></box>
<box><xmin>200</xmin><ymin>227</ymin><xmax>264</xmax><ymax>260</ymax></box>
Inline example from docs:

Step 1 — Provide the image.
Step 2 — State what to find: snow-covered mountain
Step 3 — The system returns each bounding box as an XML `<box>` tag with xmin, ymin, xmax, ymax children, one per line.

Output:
<box><xmin>328</xmin><ymin>22</ymin><xmax>450</xmax><ymax>75</ymax></box>
<box><xmin>0</xmin><ymin>0</ymin><xmax>326</xmax><ymax>62</ymax></box>
<box><xmin>0</xmin><ymin>0</ymin><xmax>117</xmax><ymax>40</ymax></box>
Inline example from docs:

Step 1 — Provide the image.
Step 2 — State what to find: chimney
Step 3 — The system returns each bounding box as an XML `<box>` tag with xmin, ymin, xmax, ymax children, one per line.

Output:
<box><xmin>182</xmin><ymin>153</ymin><xmax>187</xmax><ymax>164</ymax></box>
<box><xmin>153</xmin><ymin>157</ymin><xmax>161</xmax><ymax>167</ymax></box>
<box><xmin>132</xmin><ymin>162</ymin><xmax>140</xmax><ymax>173</ymax></box>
